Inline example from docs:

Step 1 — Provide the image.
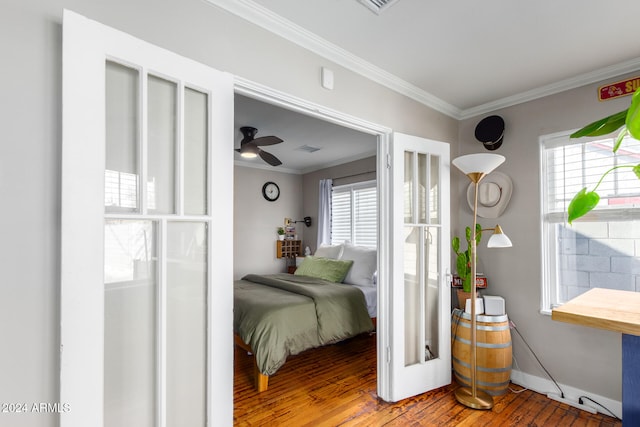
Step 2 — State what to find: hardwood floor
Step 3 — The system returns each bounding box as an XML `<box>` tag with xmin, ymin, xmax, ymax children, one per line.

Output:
<box><xmin>234</xmin><ymin>333</ymin><xmax>621</xmax><ymax>426</ymax></box>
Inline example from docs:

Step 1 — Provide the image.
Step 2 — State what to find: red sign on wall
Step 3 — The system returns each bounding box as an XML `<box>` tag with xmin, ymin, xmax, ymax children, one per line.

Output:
<box><xmin>599</xmin><ymin>77</ymin><xmax>640</xmax><ymax>101</ymax></box>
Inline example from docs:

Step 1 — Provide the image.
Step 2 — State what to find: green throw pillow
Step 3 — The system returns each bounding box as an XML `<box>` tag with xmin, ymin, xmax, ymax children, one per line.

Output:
<box><xmin>294</xmin><ymin>256</ymin><xmax>354</xmax><ymax>283</ymax></box>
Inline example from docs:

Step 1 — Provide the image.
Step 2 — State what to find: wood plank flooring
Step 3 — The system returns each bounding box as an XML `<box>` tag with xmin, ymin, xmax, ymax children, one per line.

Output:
<box><xmin>234</xmin><ymin>333</ymin><xmax>621</xmax><ymax>426</ymax></box>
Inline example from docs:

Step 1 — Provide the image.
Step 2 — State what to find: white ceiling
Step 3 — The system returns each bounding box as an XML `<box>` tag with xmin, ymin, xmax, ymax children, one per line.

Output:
<box><xmin>234</xmin><ymin>94</ymin><xmax>376</xmax><ymax>173</ymax></box>
<box><xmin>227</xmin><ymin>0</ymin><xmax>640</xmax><ymax>171</ymax></box>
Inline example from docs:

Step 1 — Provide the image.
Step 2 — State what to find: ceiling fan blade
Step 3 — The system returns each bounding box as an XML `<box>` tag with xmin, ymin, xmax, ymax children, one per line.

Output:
<box><xmin>252</xmin><ymin>135</ymin><xmax>283</xmax><ymax>146</ymax></box>
<box><xmin>259</xmin><ymin>149</ymin><xmax>282</xmax><ymax>166</ymax></box>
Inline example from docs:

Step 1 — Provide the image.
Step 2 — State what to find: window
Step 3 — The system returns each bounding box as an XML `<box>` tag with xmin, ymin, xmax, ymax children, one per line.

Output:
<box><xmin>540</xmin><ymin>131</ymin><xmax>640</xmax><ymax>313</ymax></box>
<box><xmin>331</xmin><ymin>180</ymin><xmax>377</xmax><ymax>248</ymax></box>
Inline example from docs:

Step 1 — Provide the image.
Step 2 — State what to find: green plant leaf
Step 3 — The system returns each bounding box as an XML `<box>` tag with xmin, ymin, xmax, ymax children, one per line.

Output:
<box><xmin>567</xmin><ymin>187</ymin><xmax>600</xmax><ymax>224</ymax></box>
<box><xmin>570</xmin><ymin>109</ymin><xmax>627</xmax><ymax>138</ymax></box>
<box><xmin>626</xmin><ymin>87</ymin><xmax>640</xmax><ymax>140</ymax></box>
<box><xmin>613</xmin><ymin>127</ymin><xmax>628</xmax><ymax>153</ymax></box>
<box><xmin>452</xmin><ymin>236</ymin><xmax>460</xmax><ymax>253</ymax></box>
<box><xmin>634</xmin><ymin>164</ymin><xmax>640</xmax><ymax>179</ymax></box>
<box><xmin>456</xmin><ymin>253</ymin><xmax>468</xmax><ymax>280</ymax></box>
<box><xmin>465</xmin><ymin>226</ymin><xmax>471</xmax><ymax>244</ymax></box>
<box><xmin>475</xmin><ymin>223</ymin><xmax>482</xmax><ymax>245</ymax></box>
<box><xmin>462</xmin><ymin>275</ymin><xmax>471</xmax><ymax>293</ymax></box>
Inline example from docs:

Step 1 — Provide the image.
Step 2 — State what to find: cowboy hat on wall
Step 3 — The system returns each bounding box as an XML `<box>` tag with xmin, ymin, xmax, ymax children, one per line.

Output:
<box><xmin>466</xmin><ymin>171</ymin><xmax>513</xmax><ymax>218</ymax></box>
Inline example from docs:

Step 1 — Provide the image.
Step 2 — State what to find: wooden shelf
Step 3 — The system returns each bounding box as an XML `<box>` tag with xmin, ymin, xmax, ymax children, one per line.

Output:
<box><xmin>276</xmin><ymin>240</ymin><xmax>302</xmax><ymax>259</ymax></box>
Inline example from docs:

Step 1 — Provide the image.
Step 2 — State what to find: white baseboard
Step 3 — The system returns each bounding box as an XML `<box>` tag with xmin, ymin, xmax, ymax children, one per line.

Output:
<box><xmin>510</xmin><ymin>369</ymin><xmax>622</xmax><ymax>420</ymax></box>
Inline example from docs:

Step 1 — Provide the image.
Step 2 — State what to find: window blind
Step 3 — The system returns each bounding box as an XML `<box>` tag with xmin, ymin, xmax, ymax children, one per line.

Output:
<box><xmin>331</xmin><ymin>181</ymin><xmax>377</xmax><ymax>248</ymax></box>
<box><xmin>543</xmin><ymin>134</ymin><xmax>640</xmax><ymax>218</ymax></box>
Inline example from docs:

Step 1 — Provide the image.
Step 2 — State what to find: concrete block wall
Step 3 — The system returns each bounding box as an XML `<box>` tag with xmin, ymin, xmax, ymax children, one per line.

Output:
<box><xmin>558</xmin><ymin>221</ymin><xmax>640</xmax><ymax>301</ymax></box>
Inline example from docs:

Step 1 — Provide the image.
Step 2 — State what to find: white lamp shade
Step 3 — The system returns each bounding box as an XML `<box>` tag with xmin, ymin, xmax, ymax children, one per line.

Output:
<box><xmin>487</xmin><ymin>232</ymin><xmax>513</xmax><ymax>248</ymax></box>
<box><xmin>452</xmin><ymin>153</ymin><xmax>505</xmax><ymax>175</ymax></box>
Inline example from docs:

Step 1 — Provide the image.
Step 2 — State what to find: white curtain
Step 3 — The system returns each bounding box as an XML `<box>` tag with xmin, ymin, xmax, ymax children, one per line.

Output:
<box><xmin>317</xmin><ymin>179</ymin><xmax>332</xmax><ymax>248</ymax></box>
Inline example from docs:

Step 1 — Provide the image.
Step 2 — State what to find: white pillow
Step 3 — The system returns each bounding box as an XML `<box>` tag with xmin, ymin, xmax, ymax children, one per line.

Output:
<box><xmin>340</xmin><ymin>244</ymin><xmax>377</xmax><ymax>286</ymax></box>
<box><xmin>314</xmin><ymin>243</ymin><xmax>343</xmax><ymax>259</ymax></box>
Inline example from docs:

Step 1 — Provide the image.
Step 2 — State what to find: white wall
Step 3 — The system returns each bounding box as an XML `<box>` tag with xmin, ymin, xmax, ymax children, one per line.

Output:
<box><xmin>455</xmin><ymin>72</ymin><xmax>639</xmax><ymax>403</ymax></box>
<box><xmin>233</xmin><ymin>166</ymin><xmax>304</xmax><ymax>279</ymax></box>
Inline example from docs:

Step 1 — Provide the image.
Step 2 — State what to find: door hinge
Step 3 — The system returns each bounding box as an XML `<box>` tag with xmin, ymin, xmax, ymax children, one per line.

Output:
<box><xmin>386</xmin><ymin>346</ymin><xmax>391</xmax><ymax>363</ymax></box>
<box><xmin>386</xmin><ymin>153</ymin><xmax>391</xmax><ymax>169</ymax></box>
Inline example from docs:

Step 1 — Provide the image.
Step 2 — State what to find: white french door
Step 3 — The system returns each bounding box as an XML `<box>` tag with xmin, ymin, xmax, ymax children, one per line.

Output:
<box><xmin>61</xmin><ymin>10</ymin><xmax>234</xmax><ymax>427</ymax></box>
<box><xmin>386</xmin><ymin>133</ymin><xmax>451</xmax><ymax>401</ymax></box>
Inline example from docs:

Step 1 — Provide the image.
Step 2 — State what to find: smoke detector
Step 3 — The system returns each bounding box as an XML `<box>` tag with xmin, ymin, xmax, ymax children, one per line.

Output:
<box><xmin>358</xmin><ymin>0</ymin><xmax>401</xmax><ymax>14</ymax></box>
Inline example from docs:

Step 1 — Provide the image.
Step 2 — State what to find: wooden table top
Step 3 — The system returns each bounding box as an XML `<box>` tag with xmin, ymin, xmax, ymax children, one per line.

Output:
<box><xmin>551</xmin><ymin>288</ymin><xmax>640</xmax><ymax>336</ymax></box>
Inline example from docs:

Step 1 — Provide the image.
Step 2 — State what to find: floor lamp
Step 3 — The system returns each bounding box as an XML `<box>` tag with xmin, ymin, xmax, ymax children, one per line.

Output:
<box><xmin>452</xmin><ymin>153</ymin><xmax>513</xmax><ymax>410</ymax></box>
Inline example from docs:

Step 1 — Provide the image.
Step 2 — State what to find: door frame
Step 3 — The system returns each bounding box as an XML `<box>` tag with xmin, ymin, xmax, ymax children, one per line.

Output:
<box><xmin>233</xmin><ymin>77</ymin><xmax>396</xmax><ymax>400</ymax></box>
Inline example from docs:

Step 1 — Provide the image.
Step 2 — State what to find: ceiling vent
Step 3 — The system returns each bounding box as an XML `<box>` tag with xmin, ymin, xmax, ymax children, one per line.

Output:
<box><xmin>296</xmin><ymin>145</ymin><xmax>322</xmax><ymax>153</ymax></box>
<box><xmin>358</xmin><ymin>0</ymin><xmax>401</xmax><ymax>14</ymax></box>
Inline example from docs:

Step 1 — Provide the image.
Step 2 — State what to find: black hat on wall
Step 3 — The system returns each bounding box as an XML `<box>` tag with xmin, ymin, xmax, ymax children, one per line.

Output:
<box><xmin>475</xmin><ymin>115</ymin><xmax>505</xmax><ymax>151</ymax></box>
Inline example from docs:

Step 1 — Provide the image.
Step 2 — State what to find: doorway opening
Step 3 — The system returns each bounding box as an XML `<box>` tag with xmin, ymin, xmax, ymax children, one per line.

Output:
<box><xmin>231</xmin><ymin>78</ymin><xmax>391</xmax><ymax>401</ymax></box>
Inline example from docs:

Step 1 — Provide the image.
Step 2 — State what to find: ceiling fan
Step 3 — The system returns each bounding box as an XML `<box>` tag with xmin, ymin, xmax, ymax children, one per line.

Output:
<box><xmin>235</xmin><ymin>126</ymin><xmax>283</xmax><ymax>166</ymax></box>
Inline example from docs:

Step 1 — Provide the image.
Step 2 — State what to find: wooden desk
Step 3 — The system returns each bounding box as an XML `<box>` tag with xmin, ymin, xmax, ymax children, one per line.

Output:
<box><xmin>552</xmin><ymin>288</ymin><xmax>640</xmax><ymax>425</ymax></box>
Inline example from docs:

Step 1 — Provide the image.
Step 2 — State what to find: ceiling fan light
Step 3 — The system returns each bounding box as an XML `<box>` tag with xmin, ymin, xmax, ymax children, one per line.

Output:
<box><xmin>240</xmin><ymin>142</ymin><xmax>260</xmax><ymax>158</ymax></box>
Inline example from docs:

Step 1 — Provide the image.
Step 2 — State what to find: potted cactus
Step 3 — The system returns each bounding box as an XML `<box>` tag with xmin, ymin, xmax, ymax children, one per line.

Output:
<box><xmin>452</xmin><ymin>224</ymin><xmax>482</xmax><ymax>308</ymax></box>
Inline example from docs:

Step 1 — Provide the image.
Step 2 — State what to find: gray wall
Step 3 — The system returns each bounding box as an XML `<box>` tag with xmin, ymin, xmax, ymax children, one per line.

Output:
<box><xmin>234</xmin><ymin>166</ymin><xmax>303</xmax><ymax>279</ymax></box>
<box><xmin>2</xmin><ymin>1</ymin><xmax>457</xmax><ymax>425</ymax></box>
<box><xmin>456</xmin><ymin>72</ymin><xmax>638</xmax><ymax>402</ymax></box>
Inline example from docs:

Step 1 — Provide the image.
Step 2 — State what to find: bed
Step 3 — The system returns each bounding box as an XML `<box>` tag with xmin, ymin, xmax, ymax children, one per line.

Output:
<box><xmin>233</xmin><ymin>243</ymin><xmax>377</xmax><ymax>392</ymax></box>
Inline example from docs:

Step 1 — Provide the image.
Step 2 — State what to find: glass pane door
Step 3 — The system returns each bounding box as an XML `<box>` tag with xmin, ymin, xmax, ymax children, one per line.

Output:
<box><xmin>104</xmin><ymin>220</ymin><xmax>157</xmax><ymax>427</ymax></box>
<box><xmin>61</xmin><ymin>11</ymin><xmax>234</xmax><ymax>426</ymax></box>
<box><xmin>403</xmin><ymin>151</ymin><xmax>441</xmax><ymax>366</ymax></box>
<box><xmin>104</xmin><ymin>59</ymin><xmax>212</xmax><ymax>427</ymax></box>
<box><xmin>166</xmin><ymin>221</ymin><xmax>208</xmax><ymax>427</ymax></box>
<box><xmin>105</xmin><ymin>62</ymin><xmax>139</xmax><ymax>213</ymax></box>
<box><xmin>389</xmin><ymin>133</ymin><xmax>450</xmax><ymax>402</ymax></box>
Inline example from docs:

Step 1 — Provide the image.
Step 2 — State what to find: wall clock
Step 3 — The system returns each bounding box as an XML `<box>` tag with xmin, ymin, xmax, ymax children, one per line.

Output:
<box><xmin>262</xmin><ymin>181</ymin><xmax>280</xmax><ymax>202</ymax></box>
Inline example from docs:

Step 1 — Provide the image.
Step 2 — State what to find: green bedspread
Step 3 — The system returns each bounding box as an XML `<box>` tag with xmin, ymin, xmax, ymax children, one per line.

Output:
<box><xmin>234</xmin><ymin>273</ymin><xmax>374</xmax><ymax>376</ymax></box>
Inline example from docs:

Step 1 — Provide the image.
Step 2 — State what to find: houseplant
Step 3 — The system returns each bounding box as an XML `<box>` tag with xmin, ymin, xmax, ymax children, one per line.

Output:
<box><xmin>276</xmin><ymin>226</ymin><xmax>285</xmax><ymax>240</ymax></box>
<box><xmin>568</xmin><ymin>86</ymin><xmax>640</xmax><ymax>223</ymax></box>
<box><xmin>452</xmin><ymin>224</ymin><xmax>482</xmax><ymax>308</ymax></box>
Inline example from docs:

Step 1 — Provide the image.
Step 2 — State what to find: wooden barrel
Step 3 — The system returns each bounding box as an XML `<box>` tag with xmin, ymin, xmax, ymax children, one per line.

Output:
<box><xmin>451</xmin><ymin>308</ymin><xmax>512</xmax><ymax>396</ymax></box>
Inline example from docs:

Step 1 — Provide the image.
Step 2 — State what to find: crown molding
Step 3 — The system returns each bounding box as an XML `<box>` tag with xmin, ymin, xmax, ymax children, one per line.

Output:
<box><xmin>234</xmin><ymin>160</ymin><xmax>302</xmax><ymax>175</ymax></box>
<box><xmin>460</xmin><ymin>57</ymin><xmax>640</xmax><ymax>120</ymax></box>
<box><xmin>204</xmin><ymin>0</ymin><xmax>461</xmax><ymax>118</ymax></box>
<box><xmin>205</xmin><ymin>0</ymin><xmax>640</xmax><ymax>121</ymax></box>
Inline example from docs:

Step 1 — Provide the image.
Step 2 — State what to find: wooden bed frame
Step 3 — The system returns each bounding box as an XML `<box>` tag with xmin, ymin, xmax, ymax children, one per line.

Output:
<box><xmin>234</xmin><ymin>334</ymin><xmax>270</xmax><ymax>392</ymax></box>
<box><xmin>235</xmin><ymin>317</ymin><xmax>376</xmax><ymax>392</ymax></box>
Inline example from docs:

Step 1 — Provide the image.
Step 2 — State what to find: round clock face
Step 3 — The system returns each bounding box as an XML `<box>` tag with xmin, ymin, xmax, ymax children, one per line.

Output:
<box><xmin>262</xmin><ymin>181</ymin><xmax>280</xmax><ymax>202</ymax></box>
